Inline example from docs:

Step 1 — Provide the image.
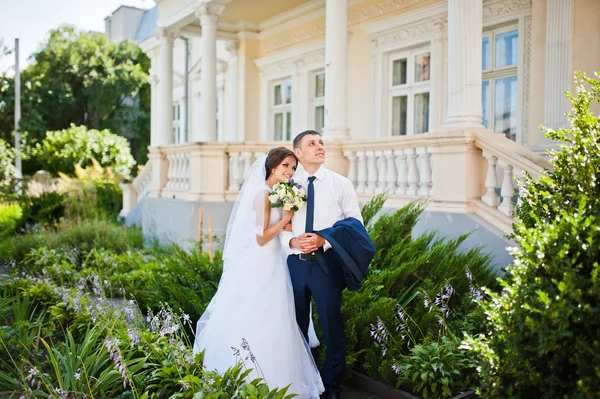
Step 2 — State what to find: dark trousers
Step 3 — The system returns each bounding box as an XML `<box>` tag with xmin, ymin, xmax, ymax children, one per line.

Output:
<box><xmin>287</xmin><ymin>255</ymin><xmax>345</xmax><ymax>395</ymax></box>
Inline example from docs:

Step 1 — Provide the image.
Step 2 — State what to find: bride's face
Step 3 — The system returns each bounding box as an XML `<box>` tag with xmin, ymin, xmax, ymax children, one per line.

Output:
<box><xmin>273</xmin><ymin>155</ymin><xmax>298</xmax><ymax>182</ymax></box>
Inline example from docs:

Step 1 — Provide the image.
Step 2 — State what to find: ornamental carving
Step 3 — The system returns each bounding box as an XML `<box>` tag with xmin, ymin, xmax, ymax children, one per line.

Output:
<box><xmin>259</xmin><ymin>50</ymin><xmax>325</xmax><ymax>76</ymax></box>
<box><xmin>263</xmin><ymin>23</ymin><xmax>326</xmax><ymax>53</ymax></box>
<box><xmin>483</xmin><ymin>0</ymin><xmax>531</xmax><ymax>18</ymax></box>
<box><xmin>374</xmin><ymin>20</ymin><xmax>441</xmax><ymax>47</ymax></box>
<box><xmin>348</xmin><ymin>0</ymin><xmax>424</xmax><ymax>26</ymax></box>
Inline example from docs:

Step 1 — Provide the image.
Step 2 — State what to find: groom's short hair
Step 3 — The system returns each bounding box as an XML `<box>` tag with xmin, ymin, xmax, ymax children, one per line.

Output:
<box><xmin>293</xmin><ymin>130</ymin><xmax>321</xmax><ymax>149</ymax></box>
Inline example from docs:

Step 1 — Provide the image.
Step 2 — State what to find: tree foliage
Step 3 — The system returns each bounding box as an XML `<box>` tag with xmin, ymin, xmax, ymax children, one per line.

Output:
<box><xmin>464</xmin><ymin>72</ymin><xmax>600</xmax><ymax>398</ymax></box>
<box><xmin>36</xmin><ymin>124</ymin><xmax>135</xmax><ymax>178</ymax></box>
<box><xmin>0</xmin><ymin>27</ymin><xmax>150</xmax><ymax>170</ymax></box>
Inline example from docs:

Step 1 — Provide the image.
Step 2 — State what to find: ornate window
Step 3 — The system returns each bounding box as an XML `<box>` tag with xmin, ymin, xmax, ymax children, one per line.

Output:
<box><xmin>482</xmin><ymin>26</ymin><xmax>519</xmax><ymax>141</ymax></box>
<box><xmin>271</xmin><ymin>79</ymin><xmax>293</xmax><ymax>141</ymax></box>
<box><xmin>389</xmin><ymin>49</ymin><xmax>431</xmax><ymax>135</ymax></box>
<box><xmin>172</xmin><ymin>103</ymin><xmax>182</xmax><ymax>143</ymax></box>
<box><xmin>310</xmin><ymin>71</ymin><xmax>325</xmax><ymax>133</ymax></box>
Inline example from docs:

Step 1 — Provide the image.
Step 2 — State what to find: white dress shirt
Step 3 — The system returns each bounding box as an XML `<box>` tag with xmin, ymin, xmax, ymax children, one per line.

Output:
<box><xmin>279</xmin><ymin>165</ymin><xmax>363</xmax><ymax>255</ymax></box>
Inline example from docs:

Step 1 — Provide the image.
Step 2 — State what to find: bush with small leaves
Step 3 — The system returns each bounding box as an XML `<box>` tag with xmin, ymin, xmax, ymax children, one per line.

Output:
<box><xmin>463</xmin><ymin>72</ymin><xmax>600</xmax><ymax>398</ymax></box>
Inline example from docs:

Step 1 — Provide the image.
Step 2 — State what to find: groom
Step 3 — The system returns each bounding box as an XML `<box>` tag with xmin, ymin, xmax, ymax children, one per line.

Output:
<box><xmin>280</xmin><ymin>130</ymin><xmax>363</xmax><ymax>399</ymax></box>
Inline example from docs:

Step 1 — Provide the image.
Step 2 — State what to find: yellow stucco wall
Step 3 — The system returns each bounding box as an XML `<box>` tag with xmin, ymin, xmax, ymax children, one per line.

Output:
<box><xmin>236</xmin><ymin>0</ymin><xmax>597</xmax><ymax>145</ymax></box>
<box><xmin>573</xmin><ymin>0</ymin><xmax>600</xmax><ymax>116</ymax></box>
<box><xmin>574</xmin><ymin>0</ymin><xmax>600</xmax><ymax>81</ymax></box>
<box><xmin>253</xmin><ymin>0</ymin><xmax>442</xmax><ymax>140</ymax></box>
<box><xmin>239</xmin><ymin>37</ymin><xmax>262</xmax><ymax>141</ymax></box>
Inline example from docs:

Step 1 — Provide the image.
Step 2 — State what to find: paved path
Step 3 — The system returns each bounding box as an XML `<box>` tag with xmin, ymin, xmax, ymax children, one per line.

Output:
<box><xmin>342</xmin><ymin>383</ymin><xmax>382</xmax><ymax>399</ymax></box>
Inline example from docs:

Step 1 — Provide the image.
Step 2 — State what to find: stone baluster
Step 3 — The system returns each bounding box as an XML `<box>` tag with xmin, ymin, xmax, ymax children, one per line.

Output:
<box><xmin>498</xmin><ymin>161</ymin><xmax>514</xmax><ymax>216</ymax></box>
<box><xmin>514</xmin><ymin>168</ymin><xmax>525</xmax><ymax>208</ymax></box>
<box><xmin>356</xmin><ymin>151</ymin><xmax>367</xmax><ymax>193</ymax></box>
<box><xmin>395</xmin><ymin>149</ymin><xmax>408</xmax><ymax>195</ymax></box>
<box><xmin>406</xmin><ymin>148</ymin><xmax>419</xmax><ymax>196</ymax></box>
<box><xmin>482</xmin><ymin>152</ymin><xmax>500</xmax><ymax>208</ymax></box>
<box><xmin>165</xmin><ymin>154</ymin><xmax>175</xmax><ymax>189</ymax></box>
<box><xmin>182</xmin><ymin>154</ymin><xmax>190</xmax><ymax>190</ymax></box>
<box><xmin>385</xmin><ymin>150</ymin><xmax>397</xmax><ymax>192</ymax></box>
<box><xmin>241</xmin><ymin>152</ymin><xmax>252</xmax><ymax>186</ymax></box>
<box><xmin>344</xmin><ymin>150</ymin><xmax>358</xmax><ymax>186</ymax></box>
<box><xmin>228</xmin><ymin>152</ymin><xmax>241</xmax><ymax>191</ymax></box>
<box><xmin>175</xmin><ymin>154</ymin><xmax>184</xmax><ymax>189</ymax></box>
<box><xmin>366</xmin><ymin>150</ymin><xmax>378</xmax><ymax>194</ymax></box>
<box><xmin>418</xmin><ymin>149</ymin><xmax>432</xmax><ymax>196</ymax></box>
<box><xmin>376</xmin><ymin>150</ymin><xmax>387</xmax><ymax>194</ymax></box>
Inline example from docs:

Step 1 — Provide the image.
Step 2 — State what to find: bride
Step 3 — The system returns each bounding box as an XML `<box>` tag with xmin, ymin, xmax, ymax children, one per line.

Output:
<box><xmin>193</xmin><ymin>147</ymin><xmax>325</xmax><ymax>399</ymax></box>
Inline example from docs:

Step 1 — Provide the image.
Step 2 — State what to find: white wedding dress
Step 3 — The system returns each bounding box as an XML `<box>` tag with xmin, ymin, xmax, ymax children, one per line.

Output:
<box><xmin>193</xmin><ymin>181</ymin><xmax>324</xmax><ymax>399</ymax></box>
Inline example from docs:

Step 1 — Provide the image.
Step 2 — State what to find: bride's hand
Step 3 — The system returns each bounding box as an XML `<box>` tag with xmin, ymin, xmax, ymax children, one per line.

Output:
<box><xmin>283</xmin><ymin>209</ymin><xmax>294</xmax><ymax>222</ymax></box>
<box><xmin>283</xmin><ymin>221</ymin><xmax>293</xmax><ymax>232</ymax></box>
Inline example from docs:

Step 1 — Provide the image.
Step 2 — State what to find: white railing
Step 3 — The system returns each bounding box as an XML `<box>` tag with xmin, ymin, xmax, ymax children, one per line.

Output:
<box><xmin>120</xmin><ymin>161</ymin><xmax>152</xmax><ymax>217</ymax></box>
<box><xmin>119</xmin><ymin>131</ymin><xmax>550</xmax><ymax>233</ymax></box>
<box><xmin>471</xmin><ymin>130</ymin><xmax>552</xmax><ymax>231</ymax></box>
<box><xmin>134</xmin><ymin>162</ymin><xmax>153</xmax><ymax>199</ymax></box>
<box><xmin>344</xmin><ymin>139</ymin><xmax>433</xmax><ymax>200</ymax></box>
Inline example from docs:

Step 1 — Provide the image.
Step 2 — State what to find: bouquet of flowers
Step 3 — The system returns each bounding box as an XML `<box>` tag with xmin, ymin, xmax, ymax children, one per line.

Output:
<box><xmin>268</xmin><ymin>179</ymin><xmax>307</xmax><ymax>211</ymax></box>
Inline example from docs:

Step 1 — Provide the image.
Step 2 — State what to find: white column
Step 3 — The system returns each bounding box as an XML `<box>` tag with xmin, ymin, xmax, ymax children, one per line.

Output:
<box><xmin>148</xmin><ymin>48</ymin><xmax>159</xmax><ymax>146</ymax></box>
<box><xmin>323</xmin><ymin>0</ymin><xmax>349</xmax><ymax>138</ymax></box>
<box><xmin>544</xmin><ymin>0</ymin><xmax>573</xmax><ymax>129</ymax></box>
<box><xmin>225</xmin><ymin>40</ymin><xmax>239</xmax><ymax>142</ymax></box>
<box><xmin>443</xmin><ymin>0</ymin><xmax>483</xmax><ymax>128</ymax></box>
<box><xmin>196</xmin><ymin>4</ymin><xmax>225</xmax><ymax>142</ymax></box>
<box><xmin>156</xmin><ymin>29</ymin><xmax>174</xmax><ymax>146</ymax></box>
<box><xmin>217</xmin><ymin>75</ymin><xmax>225</xmax><ymax>141</ymax></box>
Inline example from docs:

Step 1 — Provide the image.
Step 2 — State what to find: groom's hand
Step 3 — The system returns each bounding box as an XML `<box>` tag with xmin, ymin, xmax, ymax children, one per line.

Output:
<box><xmin>295</xmin><ymin>233</ymin><xmax>325</xmax><ymax>253</ymax></box>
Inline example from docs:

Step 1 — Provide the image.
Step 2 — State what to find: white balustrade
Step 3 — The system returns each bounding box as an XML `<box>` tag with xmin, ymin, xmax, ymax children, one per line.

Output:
<box><xmin>482</xmin><ymin>152</ymin><xmax>500</xmax><ymax>207</ymax></box>
<box><xmin>498</xmin><ymin>161</ymin><xmax>514</xmax><ymax>216</ymax></box>
<box><xmin>395</xmin><ymin>149</ymin><xmax>408</xmax><ymax>196</ymax></box>
<box><xmin>356</xmin><ymin>151</ymin><xmax>367</xmax><ymax>194</ymax></box>
<box><xmin>418</xmin><ymin>150</ymin><xmax>432</xmax><ymax>197</ymax></box>
<box><xmin>344</xmin><ymin>151</ymin><xmax>358</xmax><ymax>187</ymax></box>
<box><xmin>343</xmin><ymin>144</ymin><xmax>434</xmax><ymax>199</ymax></box>
<box><xmin>366</xmin><ymin>150</ymin><xmax>378</xmax><ymax>194</ymax></box>
<box><xmin>406</xmin><ymin>148</ymin><xmax>419</xmax><ymax>196</ymax></box>
<box><xmin>228</xmin><ymin>152</ymin><xmax>241</xmax><ymax>191</ymax></box>
<box><xmin>384</xmin><ymin>150</ymin><xmax>396</xmax><ymax>192</ymax></box>
<box><xmin>166</xmin><ymin>152</ymin><xmax>190</xmax><ymax>190</ymax></box>
<box><xmin>376</xmin><ymin>150</ymin><xmax>387</xmax><ymax>194</ymax></box>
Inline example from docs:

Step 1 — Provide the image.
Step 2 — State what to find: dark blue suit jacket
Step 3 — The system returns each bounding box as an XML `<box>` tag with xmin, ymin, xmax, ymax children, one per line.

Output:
<box><xmin>315</xmin><ymin>217</ymin><xmax>376</xmax><ymax>291</ymax></box>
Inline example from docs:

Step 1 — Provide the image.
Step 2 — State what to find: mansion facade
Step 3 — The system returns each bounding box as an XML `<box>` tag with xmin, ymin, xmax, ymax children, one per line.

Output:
<box><xmin>105</xmin><ymin>0</ymin><xmax>600</xmax><ymax>265</ymax></box>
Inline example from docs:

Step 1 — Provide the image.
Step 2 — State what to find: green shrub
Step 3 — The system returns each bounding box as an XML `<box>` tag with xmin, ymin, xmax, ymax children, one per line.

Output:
<box><xmin>114</xmin><ymin>246</ymin><xmax>223</xmax><ymax>323</ymax></box>
<box><xmin>341</xmin><ymin>199</ymin><xmax>497</xmax><ymax>391</ymax></box>
<box><xmin>0</xmin><ymin>138</ymin><xmax>16</xmax><ymax>190</ymax></box>
<box><xmin>16</xmin><ymin>191</ymin><xmax>66</xmax><ymax>231</ymax></box>
<box><xmin>36</xmin><ymin>124</ymin><xmax>135</xmax><ymax>179</ymax></box>
<box><xmin>463</xmin><ymin>72</ymin><xmax>600</xmax><ymax>398</ymax></box>
<box><xmin>0</xmin><ymin>219</ymin><xmax>143</xmax><ymax>263</ymax></box>
<box><xmin>0</xmin><ymin>202</ymin><xmax>22</xmax><ymax>238</ymax></box>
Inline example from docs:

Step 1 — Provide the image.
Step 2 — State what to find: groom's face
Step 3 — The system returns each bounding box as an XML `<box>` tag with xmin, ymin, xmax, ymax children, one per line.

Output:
<box><xmin>294</xmin><ymin>134</ymin><xmax>325</xmax><ymax>166</ymax></box>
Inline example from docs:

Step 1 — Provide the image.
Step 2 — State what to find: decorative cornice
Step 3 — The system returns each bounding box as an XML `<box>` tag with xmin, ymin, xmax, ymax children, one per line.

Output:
<box><xmin>483</xmin><ymin>0</ymin><xmax>531</xmax><ymax>18</ymax></box>
<box><xmin>263</xmin><ymin>23</ymin><xmax>326</xmax><ymax>53</ymax></box>
<box><xmin>374</xmin><ymin>19</ymin><xmax>441</xmax><ymax>47</ymax></box>
<box><xmin>258</xmin><ymin>49</ymin><xmax>325</xmax><ymax>77</ymax></box>
<box><xmin>349</xmin><ymin>0</ymin><xmax>424</xmax><ymax>26</ymax></box>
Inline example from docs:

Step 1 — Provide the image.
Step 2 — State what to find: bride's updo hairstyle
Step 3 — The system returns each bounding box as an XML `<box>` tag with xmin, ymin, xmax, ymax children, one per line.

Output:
<box><xmin>265</xmin><ymin>147</ymin><xmax>297</xmax><ymax>179</ymax></box>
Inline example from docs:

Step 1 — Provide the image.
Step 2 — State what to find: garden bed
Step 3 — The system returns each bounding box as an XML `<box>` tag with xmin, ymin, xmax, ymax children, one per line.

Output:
<box><xmin>347</xmin><ymin>369</ymin><xmax>478</xmax><ymax>399</ymax></box>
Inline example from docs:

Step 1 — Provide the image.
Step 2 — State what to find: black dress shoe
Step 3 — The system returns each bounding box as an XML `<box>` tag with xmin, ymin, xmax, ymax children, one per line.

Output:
<box><xmin>326</xmin><ymin>393</ymin><xmax>341</xmax><ymax>399</ymax></box>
